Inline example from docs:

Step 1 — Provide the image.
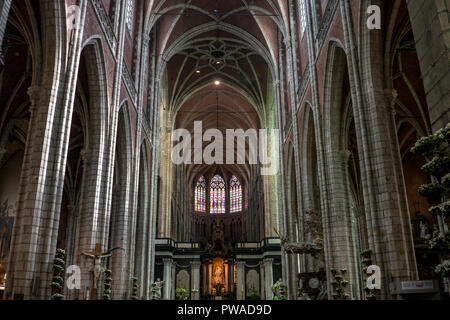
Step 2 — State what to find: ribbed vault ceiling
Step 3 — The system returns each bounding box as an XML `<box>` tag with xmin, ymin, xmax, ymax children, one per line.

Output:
<box><xmin>147</xmin><ymin>0</ymin><xmax>287</xmax><ymax>185</ymax></box>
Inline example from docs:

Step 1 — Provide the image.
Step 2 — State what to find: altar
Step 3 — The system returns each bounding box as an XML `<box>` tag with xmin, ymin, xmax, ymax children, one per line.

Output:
<box><xmin>203</xmin><ymin>257</ymin><xmax>235</xmax><ymax>298</ymax></box>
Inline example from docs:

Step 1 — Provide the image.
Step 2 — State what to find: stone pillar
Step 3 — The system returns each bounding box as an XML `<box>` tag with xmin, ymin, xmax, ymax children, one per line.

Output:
<box><xmin>407</xmin><ymin>0</ymin><xmax>450</xmax><ymax>131</ymax></box>
<box><xmin>171</xmin><ymin>261</ymin><xmax>176</xmax><ymax>300</ymax></box>
<box><xmin>260</xmin><ymin>262</ymin><xmax>266</xmax><ymax>299</ymax></box>
<box><xmin>340</xmin><ymin>0</ymin><xmax>419</xmax><ymax>299</ymax></box>
<box><xmin>202</xmin><ymin>262</ymin><xmax>208</xmax><ymax>296</ymax></box>
<box><xmin>190</xmin><ymin>261</ymin><xmax>201</xmax><ymax>300</ymax></box>
<box><xmin>163</xmin><ymin>258</ymin><xmax>173</xmax><ymax>300</ymax></box>
<box><xmin>264</xmin><ymin>258</ymin><xmax>274</xmax><ymax>300</ymax></box>
<box><xmin>224</xmin><ymin>261</ymin><xmax>229</xmax><ymax>295</ymax></box>
<box><xmin>236</xmin><ymin>261</ymin><xmax>245</xmax><ymax>300</ymax></box>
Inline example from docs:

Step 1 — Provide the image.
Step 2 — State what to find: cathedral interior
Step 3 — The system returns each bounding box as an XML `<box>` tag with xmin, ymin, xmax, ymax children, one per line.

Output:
<box><xmin>0</xmin><ymin>0</ymin><xmax>449</xmax><ymax>301</ymax></box>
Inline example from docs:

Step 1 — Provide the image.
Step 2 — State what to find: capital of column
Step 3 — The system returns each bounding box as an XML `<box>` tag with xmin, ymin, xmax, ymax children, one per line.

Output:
<box><xmin>263</xmin><ymin>258</ymin><xmax>274</xmax><ymax>266</ymax></box>
<box><xmin>190</xmin><ymin>261</ymin><xmax>201</xmax><ymax>268</ymax></box>
<box><xmin>162</xmin><ymin>258</ymin><xmax>173</xmax><ymax>265</ymax></box>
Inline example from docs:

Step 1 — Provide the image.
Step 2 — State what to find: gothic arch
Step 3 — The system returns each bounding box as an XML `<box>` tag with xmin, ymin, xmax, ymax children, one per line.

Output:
<box><xmin>108</xmin><ymin>101</ymin><xmax>133</xmax><ymax>299</ymax></box>
<box><xmin>322</xmin><ymin>40</ymin><xmax>363</xmax><ymax>299</ymax></box>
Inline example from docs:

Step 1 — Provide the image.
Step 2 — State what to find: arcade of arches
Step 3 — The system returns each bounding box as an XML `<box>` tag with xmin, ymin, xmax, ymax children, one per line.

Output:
<box><xmin>0</xmin><ymin>0</ymin><xmax>449</xmax><ymax>300</ymax></box>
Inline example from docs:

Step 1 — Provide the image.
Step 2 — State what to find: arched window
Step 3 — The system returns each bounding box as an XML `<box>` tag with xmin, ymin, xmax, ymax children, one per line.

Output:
<box><xmin>230</xmin><ymin>175</ymin><xmax>242</xmax><ymax>213</ymax></box>
<box><xmin>210</xmin><ymin>175</ymin><xmax>225</xmax><ymax>214</ymax></box>
<box><xmin>194</xmin><ymin>176</ymin><xmax>206</xmax><ymax>213</ymax></box>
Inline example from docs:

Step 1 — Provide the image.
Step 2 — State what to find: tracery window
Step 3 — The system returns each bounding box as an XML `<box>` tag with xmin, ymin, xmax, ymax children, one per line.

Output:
<box><xmin>230</xmin><ymin>175</ymin><xmax>242</xmax><ymax>213</ymax></box>
<box><xmin>194</xmin><ymin>176</ymin><xmax>206</xmax><ymax>213</ymax></box>
<box><xmin>210</xmin><ymin>175</ymin><xmax>226</xmax><ymax>214</ymax></box>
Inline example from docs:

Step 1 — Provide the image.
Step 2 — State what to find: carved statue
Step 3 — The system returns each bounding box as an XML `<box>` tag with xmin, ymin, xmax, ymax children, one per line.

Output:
<box><xmin>274</xmin><ymin>228</ymin><xmax>323</xmax><ymax>257</ymax></box>
<box><xmin>79</xmin><ymin>243</ymin><xmax>122</xmax><ymax>299</ymax></box>
<box><xmin>317</xmin><ymin>279</ymin><xmax>328</xmax><ymax>300</ymax></box>
<box><xmin>274</xmin><ymin>209</ymin><xmax>325</xmax><ymax>257</ymax></box>
<box><xmin>272</xmin><ymin>278</ymin><xmax>286</xmax><ymax>300</ymax></box>
<box><xmin>150</xmin><ymin>278</ymin><xmax>165</xmax><ymax>300</ymax></box>
<box><xmin>213</xmin><ymin>264</ymin><xmax>223</xmax><ymax>285</ymax></box>
<box><xmin>207</xmin><ymin>218</ymin><xmax>228</xmax><ymax>256</ymax></box>
<box><xmin>419</xmin><ymin>221</ymin><xmax>428</xmax><ymax>239</ymax></box>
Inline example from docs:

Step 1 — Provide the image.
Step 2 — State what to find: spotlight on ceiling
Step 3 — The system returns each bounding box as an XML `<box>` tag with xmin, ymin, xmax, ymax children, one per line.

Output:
<box><xmin>196</xmin><ymin>70</ymin><xmax>201</xmax><ymax>74</ymax></box>
<box><xmin>214</xmin><ymin>80</ymin><xmax>221</xmax><ymax>86</ymax></box>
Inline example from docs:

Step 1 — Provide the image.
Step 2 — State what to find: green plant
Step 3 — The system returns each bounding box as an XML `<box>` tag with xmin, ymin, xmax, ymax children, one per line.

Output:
<box><xmin>103</xmin><ymin>269</ymin><xmax>112</xmax><ymax>300</ymax></box>
<box><xmin>429</xmin><ymin>201</ymin><xmax>450</xmax><ymax>217</ymax></box>
<box><xmin>412</xmin><ymin>124</ymin><xmax>450</xmax><ymax>294</ymax></box>
<box><xmin>50</xmin><ymin>249</ymin><xmax>66</xmax><ymax>300</ymax></box>
<box><xmin>130</xmin><ymin>277</ymin><xmax>139</xmax><ymax>300</ymax></box>
<box><xmin>418</xmin><ymin>183</ymin><xmax>444</xmax><ymax>199</ymax></box>
<box><xmin>435</xmin><ymin>260</ymin><xmax>450</xmax><ymax>277</ymax></box>
<box><xmin>411</xmin><ymin>134</ymin><xmax>444</xmax><ymax>155</ymax></box>
<box><xmin>442</xmin><ymin>173</ymin><xmax>450</xmax><ymax>189</ymax></box>
<box><xmin>425</xmin><ymin>231</ymin><xmax>450</xmax><ymax>250</ymax></box>
<box><xmin>421</xmin><ymin>156</ymin><xmax>450</xmax><ymax>175</ymax></box>
<box><xmin>176</xmin><ymin>288</ymin><xmax>189</xmax><ymax>300</ymax></box>
<box><xmin>330</xmin><ymin>268</ymin><xmax>349</xmax><ymax>300</ymax></box>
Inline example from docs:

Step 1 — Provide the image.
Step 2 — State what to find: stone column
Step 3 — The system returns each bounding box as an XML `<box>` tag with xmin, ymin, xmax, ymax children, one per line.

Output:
<box><xmin>236</xmin><ymin>261</ymin><xmax>246</xmax><ymax>300</ymax></box>
<box><xmin>190</xmin><ymin>261</ymin><xmax>201</xmax><ymax>300</ymax></box>
<box><xmin>224</xmin><ymin>261</ymin><xmax>229</xmax><ymax>295</ymax></box>
<box><xmin>163</xmin><ymin>258</ymin><xmax>173</xmax><ymax>300</ymax></box>
<box><xmin>340</xmin><ymin>0</ymin><xmax>419</xmax><ymax>299</ymax></box>
<box><xmin>260</xmin><ymin>262</ymin><xmax>266</xmax><ymax>299</ymax></box>
<box><xmin>202</xmin><ymin>261</ymin><xmax>208</xmax><ymax>296</ymax></box>
<box><xmin>407</xmin><ymin>0</ymin><xmax>450</xmax><ymax>131</ymax></box>
<box><xmin>264</xmin><ymin>259</ymin><xmax>274</xmax><ymax>300</ymax></box>
<box><xmin>171</xmin><ymin>261</ymin><xmax>176</xmax><ymax>300</ymax></box>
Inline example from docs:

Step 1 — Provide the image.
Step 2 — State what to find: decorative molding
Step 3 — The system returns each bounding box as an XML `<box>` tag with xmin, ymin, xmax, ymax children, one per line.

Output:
<box><xmin>297</xmin><ymin>62</ymin><xmax>311</xmax><ymax>105</ymax></box>
<box><xmin>142</xmin><ymin>116</ymin><xmax>152</xmax><ymax>143</ymax></box>
<box><xmin>90</xmin><ymin>0</ymin><xmax>117</xmax><ymax>53</ymax></box>
<box><xmin>316</xmin><ymin>0</ymin><xmax>339</xmax><ymax>54</ymax></box>
<box><xmin>122</xmin><ymin>62</ymin><xmax>138</xmax><ymax>105</ymax></box>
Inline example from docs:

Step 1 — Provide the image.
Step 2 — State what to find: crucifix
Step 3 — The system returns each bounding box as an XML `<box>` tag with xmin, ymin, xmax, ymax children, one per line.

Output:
<box><xmin>79</xmin><ymin>243</ymin><xmax>122</xmax><ymax>300</ymax></box>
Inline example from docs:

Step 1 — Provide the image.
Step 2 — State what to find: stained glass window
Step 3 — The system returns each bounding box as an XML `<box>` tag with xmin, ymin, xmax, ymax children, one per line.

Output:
<box><xmin>230</xmin><ymin>175</ymin><xmax>242</xmax><ymax>213</ymax></box>
<box><xmin>194</xmin><ymin>176</ymin><xmax>206</xmax><ymax>213</ymax></box>
<box><xmin>210</xmin><ymin>175</ymin><xmax>226</xmax><ymax>214</ymax></box>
